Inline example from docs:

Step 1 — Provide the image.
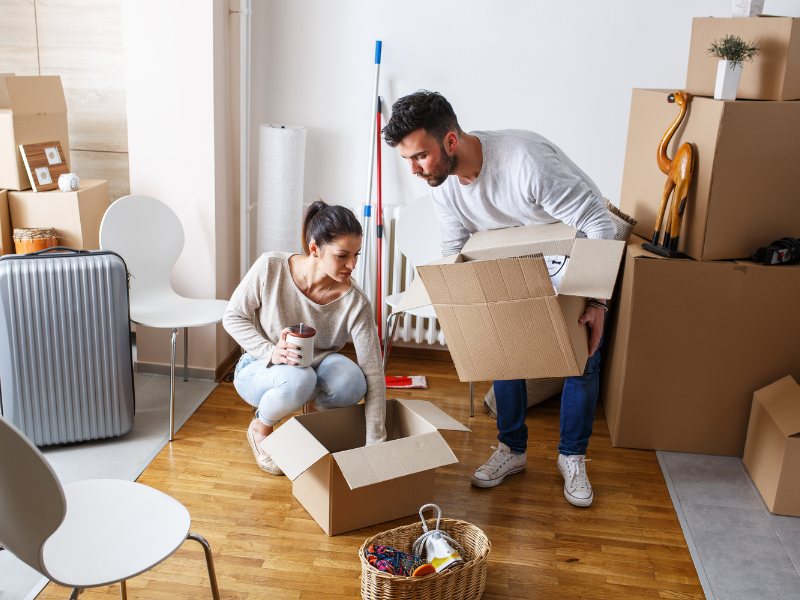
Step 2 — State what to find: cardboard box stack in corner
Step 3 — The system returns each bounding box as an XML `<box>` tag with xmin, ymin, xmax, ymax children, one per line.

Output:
<box><xmin>0</xmin><ymin>189</ymin><xmax>11</xmax><ymax>255</ymax></box>
<box><xmin>397</xmin><ymin>223</ymin><xmax>625</xmax><ymax>383</ymax></box>
<box><xmin>261</xmin><ymin>399</ymin><xmax>470</xmax><ymax>536</ymax></box>
<box><xmin>743</xmin><ymin>376</ymin><xmax>800</xmax><ymax>517</ymax></box>
<box><xmin>602</xmin><ymin>15</ymin><xmax>800</xmax><ymax>456</ymax></box>
<box><xmin>8</xmin><ymin>180</ymin><xmax>111</xmax><ymax>250</ymax></box>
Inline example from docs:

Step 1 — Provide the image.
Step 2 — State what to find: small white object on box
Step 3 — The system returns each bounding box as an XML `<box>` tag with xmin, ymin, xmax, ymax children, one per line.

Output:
<box><xmin>58</xmin><ymin>173</ymin><xmax>80</xmax><ymax>192</ymax></box>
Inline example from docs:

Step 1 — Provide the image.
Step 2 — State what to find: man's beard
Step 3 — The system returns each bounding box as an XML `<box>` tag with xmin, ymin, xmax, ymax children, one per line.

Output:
<box><xmin>421</xmin><ymin>144</ymin><xmax>458</xmax><ymax>187</ymax></box>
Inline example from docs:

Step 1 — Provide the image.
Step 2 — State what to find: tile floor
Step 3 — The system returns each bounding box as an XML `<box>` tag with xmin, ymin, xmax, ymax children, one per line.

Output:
<box><xmin>658</xmin><ymin>451</ymin><xmax>800</xmax><ymax>600</ymax></box>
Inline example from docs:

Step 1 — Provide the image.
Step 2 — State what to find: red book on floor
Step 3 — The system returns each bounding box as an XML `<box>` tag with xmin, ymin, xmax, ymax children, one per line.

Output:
<box><xmin>385</xmin><ymin>376</ymin><xmax>428</xmax><ymax>389</ymax></box>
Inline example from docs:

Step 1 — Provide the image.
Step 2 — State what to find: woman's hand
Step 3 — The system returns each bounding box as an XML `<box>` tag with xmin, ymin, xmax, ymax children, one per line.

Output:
<box><xmin>271</xmin><ymin>327</ymin><xmax>302</xmax><ymax>366</ymax></box>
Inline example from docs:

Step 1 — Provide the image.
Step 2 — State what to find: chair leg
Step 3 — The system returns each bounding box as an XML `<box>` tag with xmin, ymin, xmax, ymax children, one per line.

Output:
<box><xmin>187</xmin><ymin>533</ymin><xmax>221</xmax><ymax>600</ymax></box>
<box><xmin>184</xmin><ymin>327</ymin><xmax>189</xmax><ymax>382</ymax></box>
<box><xmin>470</xmin><ymin>381</ymin><xmax>474</xmax><ymax>417</ymax></box>
<box><xmin>170</xmin><ymin>327</ymin><xmax>178</xmax><ymax>441</ymax></box>
<box><xmin>120</xmin><ymin>580</ymin><xmax>127</xmax><ymax>600</ymax></box>
<box><xmin>382</xmin><ymin>312</ymin><xmax>401</xmax><ymax>372</ymax></box>
<box><xmin>68</xmin><ymin>589</ymin><xmax>83</xmax><ymax>600</ymax></box>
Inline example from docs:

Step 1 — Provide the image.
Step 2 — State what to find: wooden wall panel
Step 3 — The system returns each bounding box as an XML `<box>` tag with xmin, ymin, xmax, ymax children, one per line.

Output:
<box><xmin>0</xmin><ymin>0</ymin><xmax>41</xmax><ymax>76</ymax></box>
<box><xmin>35</xmin><ymin>0</ymin><xmax>128</xmax><ymax>153</ymax></box>
<box><xmin>70</xmin><ymin>149</ymin><xmax>129</xmax><ymax>201</ymax></box>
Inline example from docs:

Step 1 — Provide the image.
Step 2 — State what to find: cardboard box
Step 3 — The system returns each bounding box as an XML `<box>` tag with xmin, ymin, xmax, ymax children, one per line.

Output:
<box><xmin>601</xmin><ymin>236</ymin><xmax>800</xmax><ymax>457</ymax></box>
<box><xmin>0</xmin><ymin>189</ymin><xmax>11</xmax><ymax>255</ymax></box>
<box><xmin>397</xmin><ymin>222</ymin><xmax>625</xmax><ymax>382</ymax></box>
<box><xmin>743</xmin><ymin>377</ymin><xmax>800</xmax><ymax>517</ymax></box>
<box><xmin>261</xmin><ymin>399</ymin><xmax>470</xmax><ymax>536</ymax></box>
<box><xmin>8</xmin><ymin>180</ymin><xmax>110</xmax><ymax>250</ymax></box>
<box><xmin>686</xmin><ymin>17</ymin><xmax>800</xmax><ymax>101</ymax></box>
<box><xmin>0</xmin><ymin>75</ymin><xmax>71</xmax><ymax>191</ymax></box>
<box><xmin>619</xmin><ymin>88</ymin><xmax>800</xmax><ymax>262</ymax></box>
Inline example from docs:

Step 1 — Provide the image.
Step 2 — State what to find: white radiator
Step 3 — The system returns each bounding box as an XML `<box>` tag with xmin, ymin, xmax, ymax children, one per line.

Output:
<box><xmin>356</xmin><ymin>203</ymin><xmax>446</xmax><ymax>348</ymax></box>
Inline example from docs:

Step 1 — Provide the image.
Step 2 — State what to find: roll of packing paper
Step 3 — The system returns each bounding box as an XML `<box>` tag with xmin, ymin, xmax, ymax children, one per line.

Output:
<box><xmin>257</xmin><ymin>124</ymin><xmax>306</xmax><ymax>256</ymax></box>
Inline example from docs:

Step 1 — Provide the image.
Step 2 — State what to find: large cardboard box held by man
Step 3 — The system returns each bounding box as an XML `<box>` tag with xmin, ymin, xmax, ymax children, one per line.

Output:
<box><xmin>686</xmin><ymin>16</ymin><xmax>800</xmax><ymax>101</ymax></box>
<box><xmin>261</xmin><ymin>399</ymin><xmax>469</xmax><ymax>536</ymax></box>
<box><xmin>619</xmin><ymin>88</ymin><xmax>800</xmax><ymax>262</ymax></box>
<box><xmin>397</xmin><ymin>223</ymin><xmax>625</xmax><ymax>383</ymax></box>
<box><xmin>0</xmin><ymin>75</ymin><xmax>70</xmax><ymax>191</ymax></box>
<box><xmin>8</xmin><ymin>180</ymin><xmax>110</xmax><ymax>250</ymax></box>
<box><xmin>743</xmin><ymin>376</ymin><xmax>800</xmax><ymax>517</ymax></box>
<box><xmin>601</xmin><ymin>236</ymin><xmax>800</xmax><ymax>457</ymax></box>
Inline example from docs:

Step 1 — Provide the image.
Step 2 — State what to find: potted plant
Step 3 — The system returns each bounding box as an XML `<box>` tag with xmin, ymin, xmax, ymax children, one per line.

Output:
<box><xmin>708</xmin><ymin>35</ymin><xmax>759</xmax><ymax>100</ymax></box>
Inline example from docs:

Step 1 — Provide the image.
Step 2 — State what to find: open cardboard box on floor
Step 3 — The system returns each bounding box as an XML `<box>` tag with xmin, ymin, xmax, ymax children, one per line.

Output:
<box><xmin>261</xmin><ymin>399</ymin><xmax>470</xmax><ymax>536</ymax></box>
<box><xmin>619</xmin><ymin>88</ymin><xmax>800</xmax><ymax>262</ymax></box>
<box><xmin>743</xmin><ymin>376</ymin><xmax>800</xmax><ymax>518</ymax></box>
<box><xmin>397</xmin><ymin>222</ymin><xmax>625</xmax><ymax>382</ymax></box>
<box><xmin>686</xmin><ymin>16</ymin><xmax>800</xmax><ymax>101</ymax></box>
<box><xmin>0</xmin><ymin>75</ymin><xmax>70</xmax><ymax>191</ymax></box>
<box><xmin>8</xmin><ymin>180</ymin><xmax>110</xmax><ymax>250</ymax></box>
<box><xmin>602</xmin><ymin>236</ymin><xmax>800</xmax><ymax>457</ymax></box>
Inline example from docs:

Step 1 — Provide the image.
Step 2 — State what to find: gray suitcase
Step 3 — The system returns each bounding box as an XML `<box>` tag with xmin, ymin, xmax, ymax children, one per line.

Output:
<box><xmin>0</xmin><ymin>247</ymin><xmax>135</xmax><ymax>445</ymax></box>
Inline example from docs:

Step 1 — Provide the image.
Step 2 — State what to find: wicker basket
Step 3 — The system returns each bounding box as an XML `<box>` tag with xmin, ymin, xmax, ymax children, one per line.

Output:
<box><xmin>359</xmin><ymin>518</ymin><xmax>490</xmax><ymax>600</ymax></box>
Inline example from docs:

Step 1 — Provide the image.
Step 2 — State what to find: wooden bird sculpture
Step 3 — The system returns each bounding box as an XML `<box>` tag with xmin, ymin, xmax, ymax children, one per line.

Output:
<box><xmin>646</xmin><ymin>91</ymin><xmax>695</xmax><ymax>257</ymax></box>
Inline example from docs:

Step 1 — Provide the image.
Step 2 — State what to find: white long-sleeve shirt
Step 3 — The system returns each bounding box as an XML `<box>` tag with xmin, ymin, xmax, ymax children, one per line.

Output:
<box><xmin>431</xmin><ymin>130</ymin><xmax>616</xmax><ymax>256</ymax></box>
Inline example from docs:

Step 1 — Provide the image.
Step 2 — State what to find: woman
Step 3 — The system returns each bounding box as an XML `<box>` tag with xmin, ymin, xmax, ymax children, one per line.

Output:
<box><xmin>223</xmin><ymin>201</ymin><xmax>387</xmax><ymax>475</ymax></box>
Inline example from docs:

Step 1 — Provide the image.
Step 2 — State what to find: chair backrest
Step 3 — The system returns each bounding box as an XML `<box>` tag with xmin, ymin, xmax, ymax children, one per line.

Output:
<box><xmin>395</xmin><ymin>195</ymin><xmax>443</xmax><ymax>267</ymax></box>
<box><xmin>99</xmin><ymin>195</ymin><xmax>185</xmax><ymax>296</ymax></box>
<box><xmin>0</xmin><ymin>415</ymin><xmax>66</xmax><ymax>577</ymax></box>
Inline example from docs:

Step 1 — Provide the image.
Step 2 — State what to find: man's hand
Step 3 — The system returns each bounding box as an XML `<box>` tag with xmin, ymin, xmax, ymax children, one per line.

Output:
<box><xmin>578</xmin><ymin>304</ymin><xmax>606</xmax><ymax>357</ymax></box>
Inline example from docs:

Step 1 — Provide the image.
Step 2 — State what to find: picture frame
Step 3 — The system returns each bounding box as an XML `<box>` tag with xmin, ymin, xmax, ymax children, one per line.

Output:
<box><xmin>19</xmin><ymin>141</ymin><xmax>69</xmax><ymax>192</ymax></box>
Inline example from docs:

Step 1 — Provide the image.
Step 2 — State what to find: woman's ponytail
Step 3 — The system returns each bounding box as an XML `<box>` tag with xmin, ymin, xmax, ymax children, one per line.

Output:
<box><xmin>301</xmin><ymin>200</ymin><xmax>362</xmax><ymax>255</ymax></box>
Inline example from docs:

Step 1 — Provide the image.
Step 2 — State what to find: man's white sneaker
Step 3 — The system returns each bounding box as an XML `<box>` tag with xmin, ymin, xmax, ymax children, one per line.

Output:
<box><xmin>471</xmin><ymin>443</ymin><xmax>527</xmax><ymax>488</ymax></box>
<box><xmin>557</xmin><ymin>454</ymin><xmax>593</xmax><ymax>507</ymax></box>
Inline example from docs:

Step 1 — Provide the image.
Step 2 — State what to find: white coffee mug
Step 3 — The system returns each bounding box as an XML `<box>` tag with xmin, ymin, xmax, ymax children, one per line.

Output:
<box><xmin>285</xmin><ymin>324</ymin><xmax>315</xmax><ymax>368</ymax></box>
<box><xmin>58</xmin><ymin>173</ymin><xmax>80</xmax><ymax>192</ymax></box>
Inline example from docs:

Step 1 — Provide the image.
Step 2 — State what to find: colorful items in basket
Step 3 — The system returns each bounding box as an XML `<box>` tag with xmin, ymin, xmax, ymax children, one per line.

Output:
<box><xmin>412</xmin><ymin>504</ymin><xmax>465</xmax><ymax>572</ymax></box>
<box><xmin>364</xmin><ymin>544</ymin><xmax>435</xmax><ymax>577</ymax></box>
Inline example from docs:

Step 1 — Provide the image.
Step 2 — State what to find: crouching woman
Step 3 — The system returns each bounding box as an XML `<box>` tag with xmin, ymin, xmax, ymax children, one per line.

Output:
<box><xmin>223</xmin><ymin>201</ymin><xmax>387</xmax><ymax>475</ymax></box>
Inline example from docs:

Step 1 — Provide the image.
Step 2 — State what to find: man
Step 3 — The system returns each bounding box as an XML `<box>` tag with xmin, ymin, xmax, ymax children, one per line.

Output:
<box><xmin>382</xmin><ymin>91</ymin><xmax>615</xmax><ymax>508</ymax></box>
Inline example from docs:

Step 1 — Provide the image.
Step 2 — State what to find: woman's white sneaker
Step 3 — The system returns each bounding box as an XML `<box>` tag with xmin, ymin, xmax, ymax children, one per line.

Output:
<box><xmin>557</xmin><ymin>454</ymin><xmax>593</xmax><ymax>507</ymax></box>
<box><xmin>470</xmin><ymin>443</ymin><xmax>527</xmax><ymax>488</ymax></box>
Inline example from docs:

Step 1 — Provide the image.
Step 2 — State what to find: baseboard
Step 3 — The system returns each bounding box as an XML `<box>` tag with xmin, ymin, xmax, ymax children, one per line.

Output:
<box><xmin>341</xmin><ymin>342</ymin><xmax>454</xmax><ymax>364</ymax></box>
<box><xmin>135</xmin><ymin>361</ymin><xmax>216</xmax><ymax>380</ymax></box>
<box><xmin>216</xmin><ymin>346</ymin><xmax>242</xmax><ymax>381</ymax></box>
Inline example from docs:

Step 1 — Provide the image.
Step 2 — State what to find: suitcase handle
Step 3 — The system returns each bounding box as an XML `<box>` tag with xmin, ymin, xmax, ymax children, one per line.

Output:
<box><xmin>30</xmin><ymin>246</ymin><xmax>90</xmax><ymax>256</ymax></box>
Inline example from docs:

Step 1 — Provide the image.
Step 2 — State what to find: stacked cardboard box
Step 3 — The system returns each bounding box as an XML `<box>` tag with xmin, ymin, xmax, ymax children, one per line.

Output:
<box><xmin>604</xmin><ymin>16</ymin><xmax>800</xmax><ymax>456</ymax></box>
<box><xmin>0</xmin><ymin>75</ymin><xmax>110</xmax><ymax>254</ymax></box>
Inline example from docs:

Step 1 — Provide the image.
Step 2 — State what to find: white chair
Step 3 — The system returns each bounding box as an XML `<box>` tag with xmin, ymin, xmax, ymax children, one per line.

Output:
<box><xmin>0</xmin><ymin>415</ymin><xmax>220</xmax><ymax>600</ymax></box>
<box><xmin>383</xmin><ymin>195</ymin><xmax>474</xmax><ymax>416</ymax></box>
<box><xmin>100</xmin><ymin>195</ymin><xmax>229</xmax><ymax>441</ymax></box>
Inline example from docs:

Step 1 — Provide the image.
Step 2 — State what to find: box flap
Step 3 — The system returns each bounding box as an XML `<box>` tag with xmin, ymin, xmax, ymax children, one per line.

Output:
<box><xmin>259</xmin><ymin>417</ymin><xmax>330</xmax><ymax>481</ymax></box>
<box><xmin>461</xmin><ymin>222</ymin><xmax>577</xmax><ymax>261</ymax></box>
<box><xmin>332</xmin><ymin>430</ymin><xmax>457</xmax><ymax>490</ymax></box>
<box><xmin>755</xmin><ymin>376</ymin><xmax>800</xmax><ymax>437</ymax></box>
<box><xmin>396</xmin><ymin>399</ymin><xmax>471</xmax><ymax>432</ymax></box>
<box><xmin>5</xmin><ymin>76</ymin><xmax>67</xmax><ymax>116</ymax></box>
<box><xmin>558</xmin><ymin>238</ymin><xmax>625</xmax><ymax>299</ymax></box>
<box><xmin>0</xmin><ymin>74</ymin><xmax>14</xmax><ymax>109</ymax></box>
<box><xmin>394</xmin><ymin>254</ymin><xmax>462</xmax><ymax>312</ymax></box>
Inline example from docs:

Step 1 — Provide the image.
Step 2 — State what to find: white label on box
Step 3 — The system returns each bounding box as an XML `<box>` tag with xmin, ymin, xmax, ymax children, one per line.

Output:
<box><xmin>35</xmin><ymin>167</ymin><xmax>52</xmax><ymax>185</ymax></box>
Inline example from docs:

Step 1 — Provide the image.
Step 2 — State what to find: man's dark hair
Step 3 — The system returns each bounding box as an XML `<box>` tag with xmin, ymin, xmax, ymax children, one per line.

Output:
<box><xmin>382</xmin><ymin>90</ymin><xmax>462</xmax><ymax>148</ymax></box>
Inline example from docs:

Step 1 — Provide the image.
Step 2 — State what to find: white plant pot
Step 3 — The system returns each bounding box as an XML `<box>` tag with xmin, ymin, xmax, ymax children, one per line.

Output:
<box><xmin>732</xmin><ymin>0</ymin><xmax>765</xmax><ymax>18</ymax></box>
<box><xmin>714</xmin><ymin>60</ymin><xmax>743</xmax><ymax>100</ymax></box>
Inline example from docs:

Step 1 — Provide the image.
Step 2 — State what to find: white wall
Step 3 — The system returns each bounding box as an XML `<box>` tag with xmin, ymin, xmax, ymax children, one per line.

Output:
<box><xmin>123</xmin><ymin>0</ymin><xmax>237</xmax><ymax>372</ymax></box>
<box><xmin>250</xmin><ymin>0</ymin><xmax>800</xmax><ymax>220</ymax></box>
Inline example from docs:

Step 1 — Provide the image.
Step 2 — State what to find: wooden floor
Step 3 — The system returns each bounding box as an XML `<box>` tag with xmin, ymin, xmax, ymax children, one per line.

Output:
<box><xmin>39</xmin><ymin>350</ymin><xmax>703</xmax><ymax>600</ymax></box>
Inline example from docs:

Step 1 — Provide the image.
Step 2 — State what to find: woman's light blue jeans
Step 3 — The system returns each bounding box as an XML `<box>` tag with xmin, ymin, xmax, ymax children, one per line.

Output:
<box><xmin>233</xmin><ymin>352</ymin><xmax>367</xmax><ymax>426</ymax></box>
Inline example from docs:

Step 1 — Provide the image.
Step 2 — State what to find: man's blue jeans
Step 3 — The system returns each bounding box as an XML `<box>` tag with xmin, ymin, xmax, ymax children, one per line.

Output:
<box><xmin>494</xmin><ymin>330</ymin><xmax>604</xmax><ymax>456</ymax></box>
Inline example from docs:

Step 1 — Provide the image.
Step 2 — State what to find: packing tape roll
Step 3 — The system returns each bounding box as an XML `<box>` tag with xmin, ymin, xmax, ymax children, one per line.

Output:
<box><xmin>257</xmin><ymin>124</ymin><xmax>306</xmax><ymax>256</ymax></box>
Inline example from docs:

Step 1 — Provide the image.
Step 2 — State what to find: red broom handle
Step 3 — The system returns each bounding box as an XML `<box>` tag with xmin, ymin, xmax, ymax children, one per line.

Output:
<box><xmin>376</xmin><ymin>98</ymin><xmax>383</xmax><ymax>344</ymax></box>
